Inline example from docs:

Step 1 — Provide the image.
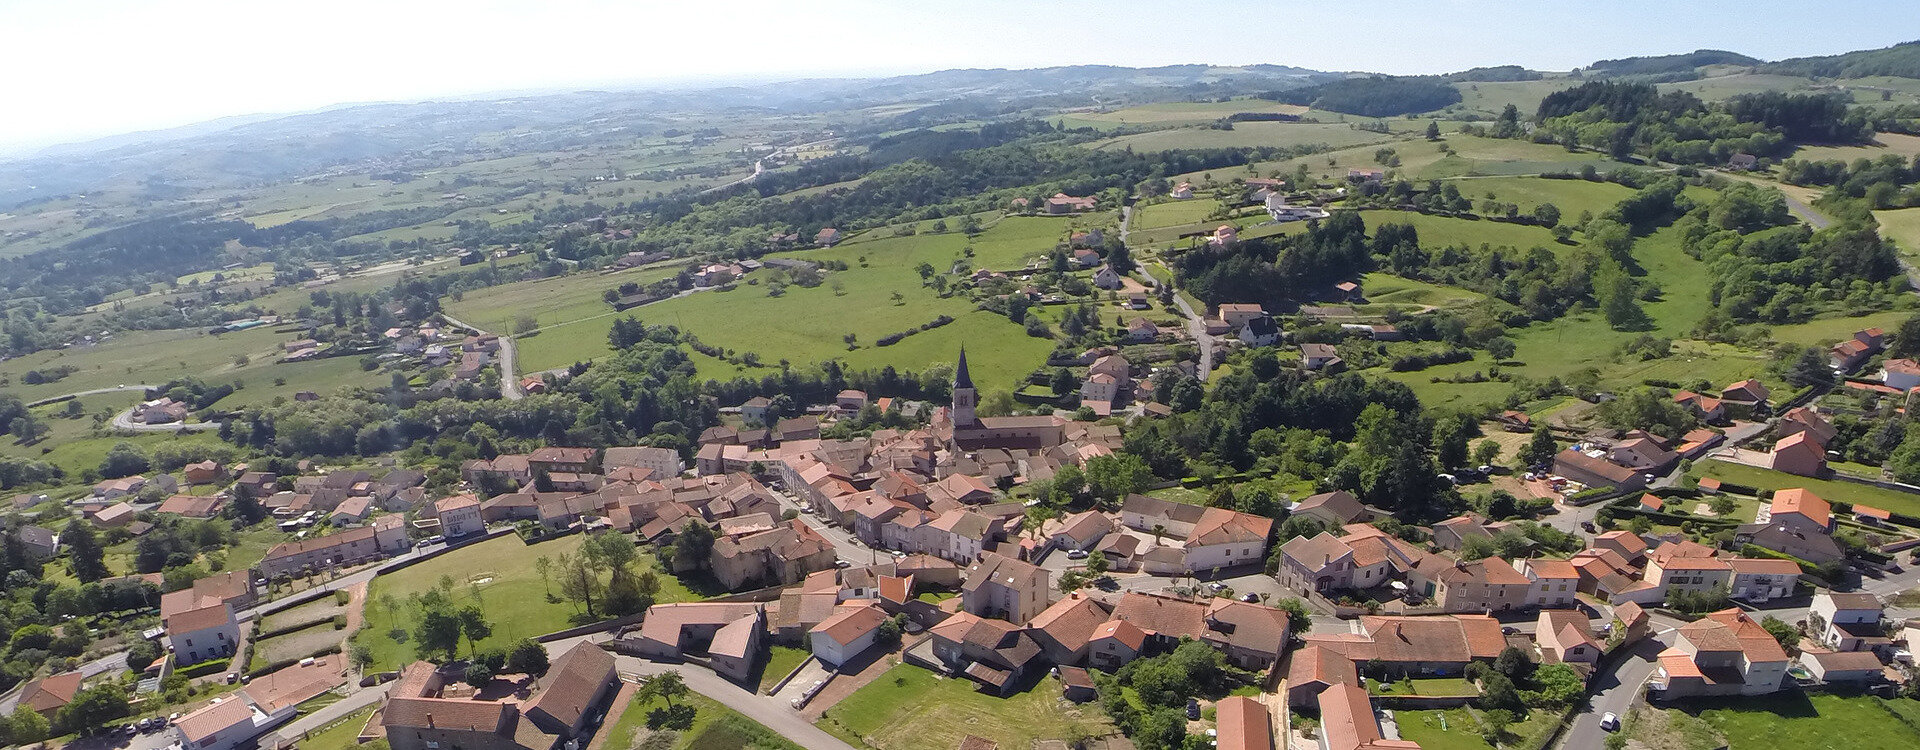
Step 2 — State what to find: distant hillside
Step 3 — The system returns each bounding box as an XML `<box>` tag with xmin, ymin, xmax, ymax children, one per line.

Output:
<box><xmin>1444</xmin><ymin>65</ymin><xmax>1543</xmax><ymax>83</ymax></box>
<box><xmin>1587</xmin><ymin>49</ymin><xmax>1761</xmax><ymax>77</ymax></box>
<box><xmin>1261</xmin><ymin>77</ymin><xmax>1463</xmax><ymax>117</ymax></box>
<box><xmin>1763</xmin><ymin>40</ymin><xmax>1920</xmax><ymax>79</ymax></box>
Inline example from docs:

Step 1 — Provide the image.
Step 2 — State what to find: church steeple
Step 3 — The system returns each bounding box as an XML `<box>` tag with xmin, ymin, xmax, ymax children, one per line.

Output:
<box><xmin>951</xmin><ymin>346</ymin><xmax>978</xmax><ymax>428</ymax></box>
<box><xmin>954</xmin><ymin>346</ymin><xmax>974</xmax><ymax>390</ymax></box>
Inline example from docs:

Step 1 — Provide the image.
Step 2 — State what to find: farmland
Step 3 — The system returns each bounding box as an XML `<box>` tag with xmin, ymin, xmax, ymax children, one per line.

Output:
<box><xmin>458</xmin><ymin>215</ymin><xmax>1076</xmax><ymax>389</ymax></box>
<box><xmin>1086</xmin><ymin>121</ymin><xmax>1394</xmax><ymax>153</ymax></box>
<box><xmin>1053</xmin><ymin>100</ymin><xmax>1308</xmax><ymax>130</ymax></box>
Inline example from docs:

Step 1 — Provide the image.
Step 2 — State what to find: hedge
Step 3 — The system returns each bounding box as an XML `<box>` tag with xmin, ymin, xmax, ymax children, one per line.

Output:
<box><xmin>177</xmin><ymin>657</ymin><xmax>233</xmax><ymax>679</ymax></box>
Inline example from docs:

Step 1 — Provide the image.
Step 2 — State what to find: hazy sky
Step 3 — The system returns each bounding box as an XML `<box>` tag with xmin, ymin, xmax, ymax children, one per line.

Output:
<box><xmin>1</xmin><ymin>0</ymin><xmax>1912</xmax><ymax>154</ymax></box>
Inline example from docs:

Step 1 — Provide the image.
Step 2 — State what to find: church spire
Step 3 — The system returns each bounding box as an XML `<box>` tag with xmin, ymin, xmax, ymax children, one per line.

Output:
<box><xmin>954</xmin><ymin>346</ymin><xmax>974</xmax><ymax>390</ymax></box>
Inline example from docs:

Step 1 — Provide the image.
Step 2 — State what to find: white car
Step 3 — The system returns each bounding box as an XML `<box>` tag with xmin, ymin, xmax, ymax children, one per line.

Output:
<box><xmin>1599</xmin><ymin>712</ymin><xmax>1619</xmax><ymax>732</ymax></box>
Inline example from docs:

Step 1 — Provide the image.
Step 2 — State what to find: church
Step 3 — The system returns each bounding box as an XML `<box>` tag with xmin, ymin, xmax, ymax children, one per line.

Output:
<box><xmin>935</xmin><ymin>347</ymin><xmax>1067</xmax><ymax>450</ymax></box>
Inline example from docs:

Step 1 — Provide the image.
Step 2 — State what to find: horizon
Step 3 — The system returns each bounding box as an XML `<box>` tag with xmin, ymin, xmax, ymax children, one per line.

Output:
<box><xmin>3</xmin><ymin>0</ymin><xmax>1915</xmax><ymax>156</ymax></box>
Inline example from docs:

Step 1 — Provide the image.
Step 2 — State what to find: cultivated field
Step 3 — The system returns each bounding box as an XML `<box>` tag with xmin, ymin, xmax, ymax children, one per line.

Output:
<box><xmin>1054</xmin><ymin>100</ymin><xmax>1308</xmax><ymax>130</ymax></box>
<box><xmin>1086</xmin><ymin>121</ymin><xmax>1394</xmax><ymax>153</ymax></box>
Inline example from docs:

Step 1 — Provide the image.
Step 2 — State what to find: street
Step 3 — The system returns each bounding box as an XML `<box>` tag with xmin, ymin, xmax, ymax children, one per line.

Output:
<box><xmin>1561</xmin><ymin>632</ymin><xmax>1672</xmax><ymax>750</ymax></box>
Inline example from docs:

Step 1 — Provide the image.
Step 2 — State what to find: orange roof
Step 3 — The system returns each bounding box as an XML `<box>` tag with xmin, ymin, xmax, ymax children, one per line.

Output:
<box><xmin>1726</xmin><ymin>557</ymin><xmax>1802</xmax><ymax>576</ymax></box>
<box><xmin>1770</xmin><ymin>488</ymin><xmax>1831</xmax><ymax>528</ymax></box>
<box><xmin>1089</xmin><ymin>619</ymin><xmax>1147</xmax><ymax>651</ymax></box>
<box><xmin>1855</xmin><ymin>504</ymin><xmax>1893</xmax><ymax>520</ymax></box>
<box><xmin>1525</xmin><ymin>559</ymin><xmax>1579</xmax><ymax>580</ymax></box>
<box><xmin>1638</xmin><ymin>494</ymin><xmax>1664</xmax><ymax>511</ymax></box>
<box><xmin>811</xmin><ymin>604</ymin><xmax>888</xmax><ymax>647</ymax></box>
<box><xmin>1215</xmin><ymin>696</ymin><xmax>1271</xmax><ymax>750</ymax></box>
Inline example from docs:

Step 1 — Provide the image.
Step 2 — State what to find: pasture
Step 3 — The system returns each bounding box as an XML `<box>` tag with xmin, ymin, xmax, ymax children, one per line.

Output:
<box><xmin>1875</xmin><ymin>207</ymin><xmax>1920</xmax><ymax>263</ymax></box>
<box><xmin>1790</xmin><ymin>132</ymin><xmax>1920</xmax><ymax>164</ymax></box>
<box><xmin>442</xmin><ymin>261</ymin><xmax>691</xmax><ymax>334</ymax></box>
<box><xmin>465</xmin><ymin>216</ymin><xmax>1076</xmax><ymax>389</ymax></box>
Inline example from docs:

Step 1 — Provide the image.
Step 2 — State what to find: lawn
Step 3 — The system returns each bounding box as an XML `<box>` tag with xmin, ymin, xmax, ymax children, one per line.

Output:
<box><xmin>354</xmin><ymin>534</ymin><xmax>699</xmax><ymax>670</ymax></box>
<box><xmin>1356</xmin><ymin>274</ymin><xmax>1486</xmax><ymax>312</ymax></box>
<box><xmin>1446</xmin><ymin>80</ymin><xmax>1584</xmax><ymax>119</ymax></box>
<box><xmin>0</xmin><ymin>325</ymin><xmax>390</xmax><ymax>407</ymax></box>
<box><xmin>817</xmin><ymin>664</ymin><xmax>1111</xmax><ymax>750</ymax></box>
<box><xmin>757</xmin><ymin>645</ymin><xmax>811</xmax><ymax>694</ymax></box>
<box><xmin>1875</xmin><ymin>207</ymin><xmax>1920</xmax><ymax>263</ymax></box>
<box><xmin>1674</xmin><ymin>691</ymin><xmax>1920</xmax><ymax>750</ymax></box>
<box><xmin>605</xmin><ymin>689</ymin><xmax>805</xmax><ymax>750</ymax></box>
<box><xmin>252</xmin><ymin>622</ymin><xmax>345</xmax><ymax>669</ymax></box>
<box><xmin>1393</xmin><ymin>709</ymin><xmax>1494</xmax><ymax>750</ymax></box>
<box><xmin>287</xmin><ymin>706</ymin><xmax>376</xmax><ymax>750</ymax></box>
<box><xmin>485</xmin><ymin>216</ymin><xmax>1072</xmax><ymax>389</ymax></box>
<box><xmin>3</xmin><ymin>430</ymin><xmax>231</xmax><ymax>482</ymax></box>
<box><xmin>441</xmin><ymin>261</ymin><xmax>691</xmax><ymax>334</ymax></box>
<box><xmin>1769</xmin><ymin>310</ymin><xmax>1913</xmax><ymax>348</ymax></box>
<box><xmin>1691</xmin><ymin>459</ymin><xmax>1920</xmax><ymax>517</ymax></box>
<box><xmin>1132</xmin><ymin>199</ymin><xmax>1226</xmax><ymax>231</ymax></box>
<box><xmin>1449</xmin><ymin>176</ymin><xmax>1636</xmax><ymax>220</ymax></box>
<box><xmin>1369</xmin><ymin>677</ymin><xmax>1477</xmax><ymax>697</ymax></box>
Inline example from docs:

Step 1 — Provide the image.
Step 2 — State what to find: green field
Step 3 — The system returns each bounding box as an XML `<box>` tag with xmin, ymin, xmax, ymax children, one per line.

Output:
<box><xmin>1673</xmin><ymin>692</ymin><xmax>1920</xmax><ymax>750</ymax></box>
<box><xmin>605</xmin><ymin>688</ymin><xmax>804</xmax><ymax>750</ymax></box>
<box><xmin>817</xmin><ymin>664</ymin><xmax>1110</xmax><ymax>750</ymax></box>
<box><xmin>441</xmin><ymin>262</ymin><xmax>689</xmax><ymax>334</ymax></box>
<box><xmin>353</xmin><ymin>534</ymin><xmax>698</xmax><ymax>671</ymax></box>
<box><xmin>1769</xmin><ymin>309</ymin><xmax>1913</xmax><ymax>348</ymax></box>
<box><xmin>1445</xmin><ymin>80</ymin><xmax>1581</xmax><ymax>118</ymax></box>
<box><xmin>288</xmin><ymin>706</ymin><xmax>376</xmax><ymax>750</ymax></box>
<box><xmin>1054</xmin><ymin>100</ymin><xmax>1309</xmax><ymax>130</ymax></box>
<box><xmin>1791</xmin><ymin>132</ymin><xmax>1920</xmax><ymax>164</ymax></box>
<box><xmin>1087</xmin><ymin>122</ymin><xmax>1393</xmax><ymax>154</ymax></box>
<box><xmin>1395</xmin><ymin>708</ymin><xmax>1561</xmax><ymax>750</ymax></box>
<box><xmin>1356</xmin><ymin>274</ymin><xmax>1488</xmax><ymax>312</ymax></box>
<box><xmin>1132</xmin><ymin>199</ymin><xmax>1227</xmax><ymax>231</ymax></box>
<box><xmin>470</xmin><ymin>216</ymin><xmax>1073</xmax><ymax>389</ymax></box>
<box><xmin>1692</xmin><ymin>460</ymin><xmax>1920</xmax><ymax>517</ymax></box>
<box><xmin>1447</xmin><ymin>176</ymin><xmax>1637</xmax><ymax>217</ymax></box>
<box><xmin>1876</xmin><ymin>207</ymin><xmax>1920</xmax><ymax>264</ymax></box>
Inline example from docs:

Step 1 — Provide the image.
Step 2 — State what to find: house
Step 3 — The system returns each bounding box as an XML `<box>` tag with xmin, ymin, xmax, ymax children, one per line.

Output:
<box><xmin>1182</xmin><ymin>507</ymin><xmax>1272</xmax><ymax>573</ymax></box>
<box><xmin>1093</xmin><ymin>265</ymin><xmax>1124</xmax><ymax>290</ymax></box>
<box><xmin>331</xmin><ymin>496</ymin><xmax>372</xmax><ymax>525</ymax></box>
<box><xmin>1045</xmin><ymin>193</ymin><xmax>1098</xmax><ymax>214</ymax></box>
<box><xmin>1304</xmin><ymin>614</ymin><xmax>1505</xmax><ymax>677</ymax></box>
<box><xmin>1550</xmin><ymin>448</ymin><xmax>1647</xmax><ymax>491</ymax></box>
<box><xmin>94</xmin><ymin>475</ymin><xmax>147</xmax><ymax>499</ymax></box>
<box><xmin>1536</xmin><ymin>610</ymin><xmax>1601</xmax><ymax>665</ymax></box>
<box><xmin>1769</xmin><ymin>432</ymin><xmax>1826</xmax><ymax>477</ymax></box>
<box><xmin>1720</xmin><ymin>379</ymin><xmax>1771</xmax><ymax>419</ymax></box>
<box><xmin>528</xmin><ymin>446</ymin><xmax>596</xmax><ymax>474</ymax></box>
<box><xmin>1086</xmin><ymin>619</ymin><xmax>1147</xmax><ymax>670</ymax></box>
<box><xmin>922</xmin><ymin>612</ymin><xmax>1046</xmax><ymax>695</ymax></box>
<box><xmin>1291</xmin><ymin>490</ymin><xmax>1374</xmax><ymax>528</ymax></box>
<box><xmin>1315</xmin><ymin>683</ymin><xmax>1421</xmax><ymax>750</ymax></box>
<box><xmin>627</xmin><ymin>603</ymin><xmax>765</xmax><ymax>681</ymax></box>
<box><xmin>1215</xmin><ymin>696</ymin><xmax>1272</xmax><ymax>750</ymax></box>
<box><xmin>1832</xmin><ymin>338</ymin><xmax>1876</xmax><ymax>372</ymax></box>
<box><xmin>158</xmin><ymin>494</ymin><xmax>226</xmax><ymax>519</ymax></box>
<box><xmin>139</xmin><ymin>398</ymin><xmax>190</xmax><ymax>424</ymax></box>
<box><xmin>433</xmin><ymin>494</ymin><xmax>484</xmax><ymax>538</ymax></box>
<box><xmin>1047</xmin><ymin>511</ymin><xmax>1114</xmax><ymax>553</ymax></box>
<box><xmin>1652</xmin><ymin>609</ymin><xmax>1790</xmax><ymax>698</ymax></box>
<box><xmin>1238</xmin><ymin>315</ymin><xmax>1280</xmax><ymax>346</ymax></box>
<box><xmin>810</xmin><ymin>603</ymin><xmax>889</xmax><ymax>667</ymax></box>
<box><xmin>836</xmin><ymin>390</ymin><xmax>869</xmax><ymax>411</ymax></box>
<box><xmin>173</xmin><ymin>695</ymin><xmax>274</xmax><ymax>750</ymax></box>
<box><xmin>741</xmin><ymin>396</ymin><xmax>774</xmax><ymax>425</ymax></box>
<box><xmin>1884</xmin><ymin>358</ymin><xmax>1920</xmax><ymax>391</ymax></box>
<box><xmin>1811</xmin><ymin>591</ymin><xmax>1886</xmax><ymax>652</ymax></box>
<box><xmin>1059</xmin><ymin>666</ymin><xmax>1098</xmax><ymax>703</ymax></box>
<box><xmin>1593</xmin><ymin>531</ymin><xmax>1648</xmax><ymax>564</ymax></box>
<box><xmin>1517</xmin><ymin>559</ymin><xmax>1581</xmax><ymax>609</ymax></box>
<box><xmin>1070</xmin><ymin>229</ymin><xmax>1105</xmax><ymax>247</ymax></box>
<box><xmin>1301</xmin><ymin>343</ymin><xmax>1343</xmax><ymax>372</ymax></box>
<box><xmin>168</xmin><ymin>602</ymin><xmax>239</xmax><ymax>665</ymax></box>
<box><xmin>1171</xmin><ymin>182</ymin><xmax>1194</xmax><ymax>199</ymax></box>
<box><xmin>1209</xmin><ymin>225</ymin><xmax>1238</xmax><ymax>247</ymax></box>
<box><xmin>1803</xmin><ymin>650</ymin><xmax>1885</xmax><ymax>683</ymax></box>
<box><xmin>1672</xmin><ymin>391</ymin><xmax>1727</xmax><ymax>423</ymax></box>
<box><xmin>1776</xmin><ymin>407</ymin><xmax>1838</xmax><ymax>447</ymax></box>
<box><xmin>1333</xmin><ymin>281</ymin><xmax>1362</xmax><ymax>301</ymax></box>
<box><xmin>1757</xmin><ymin>488</ymin><xmax>1833</xmax><ymax>534</ymax></box>
<box><xmin>1264</xmin><ymin>195</ymin><xmax>1330</xmax><ymax>222</ymax></box>
<box><xmin>255</xmin><ymin>516</ymin><xmax>410</xmax><ymax>579</ymax></box>
<box><xmin>17</xmin><ymin>671</ymin><xmax>83</xmax><ymax>717</ymax></box>
<box><xmin>92</xmin><ymin>502</ymin><xmax>136</xmax><ymax>527</ymax></box>
<box><xmin>1727</xmin><ymin>153</ymin><xmax>1760</xmax><ymax>170</ymax></box>
<box><xmin>710</xmin><ymin>519</ymin><xmax>836</xmax><ymax>591</ymax></box>
<box><xmin>1726</xmin><ymin>558</ymin><xmax>1801</xmax><ymax>603</ymax></box>
<box><xmin>1429</xmin><ymin>514</ymin><xmax>1502</xmax><ymax>553</ymax></box>
<box><xmin>1608</xmin><ymin>437</ymin><xmax>1678</xmax><ymax>473</ymax></box>
<box><xmin>16</xmin><ymin>525</ymin><xmax>58</xmax><ymax>560</ymax></box>
<box><xmin>1126</xmin><ymin>317</ymin><xmax>1158</xmax><ymax>343</ymax></box>
<box><xmin>183</xmin><ymin>460</ymin><xmax>224</xmax><ymax>485</ymax></box>
<box><xmin>1285</xmin><ymin>645</ymin><xmax>1357</xmax><ymax>707</ymax></box>
<box><xmin>1218</xmin><ymin>304</ymin><xmax>1267</xmax><ymax>328</ymax></box>
<box><xmin>1346</xmin><ymin>168</ymin><xmax>1385</xmax><ymax>183</ymax></box>
<box><xmin>603</xmin><ymin>446</ymin><xmax>685</xmax><ymax>479</ymax></box>
<box><xmin>1072</xmin><ymin>248</ymin><xmax>1102</xmax><ymax>268</ymax></box>
<box><xmin>521</xmin><ymin>643</ymin><xmax>618</xmax><ymax>739</ymax></box>
<box><xmin>236</xmin><ymin>471</ymin><xmax>278</xmax><ymax>497</ymax></box>
<box><xmin>1275</xmin><ymin>532</ymin><xmax>1357</xmax><ymax>595</ymax></box>
<box><xmin>962</xmin><ymin>552</ymin><xmax>1053</xmax><ymax>624</ymax></box>
<box><xmin>1029</xmin><ymin>592</ymin><xmax>1113</xmax><ymax>665</ymax></box>
<box><xmin>816</xmin><ymin>227</ymin><xmax>843</xmax><ymax>247</ymax></box>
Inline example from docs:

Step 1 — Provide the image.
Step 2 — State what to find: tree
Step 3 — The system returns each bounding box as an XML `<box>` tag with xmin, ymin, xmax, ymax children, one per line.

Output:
<box><xmin>1086</xmin><ymin>550</ymin><xmax>1110</xmax><ymax>576</ymax></box>
<box><xmin>414</xmin><ymin>607</ymin><xmax>464</xmax><ymax>661</ymax></box>
<box><xmin>1761</xmin><ymin>615</ymin><xmax>1800</xmax><ymax>655</ymax></box>
<box><xmin>1274</xmin><ymin>597</ymin><xmax>1311</xmax><ymax>634</ymax></box>
<box><xmin>1518</xmin><ymin>425</ymin><xmax>1557</xmax><ymax>467</ymax></box>
<box><xmin>465</xmin><ymin>662</ymin><xmax>494</xmax><ymax>688</ymax></box>
<box><xmin>227</xmin><ymin>482</ymin><xmax>266</xmax><ymax>524</ymax></box>
<box><xmin>557</xmin><ymin>552</ymin><xmax>603</xmax><ymax>617</ymax></box>
<box><xmin>62</xmin><ymin>518</ymin><xmax>109</xmax><ymax>583</ymax></box>
<box><xmin>535</xmin><ymin>555</ymin><xmax>553</xmax><ymax>595</ymax></box>
<box><xmin>672</xmin><ymin>520</ymin><xmax>715</xmax><ymax>570</ymax></box>
<box><xmin>126</xmin><ymin>639</ymin><xmax>162</xmax><ymax>672</ymax></box>
<box><xmin>8</xmin><ymin>707</ymin><xmax>48</xmax><ymax>745</ymax></box>
<box><xmin>1051</xmin><ymin>368</ymin><xmax>1080</xmax><ymax>396</ymax></box>
<box><xmin>1781</xmin><ymin>345</ymin><xmax>1835</xmax><ymax>389</ymax></box>
<box><xmin>458</xmin><ymin>606</ymin><xmax>493</xmax><ymax>656</ymax></box>
<box><xmin>1472</xmin><ymin>440</ymin><xmax>1502</xmax><ymax>467</ymax></box>
<box><xmin>1084</xmin><ymin>453</ymin><xmax>1153</xmax><ymax>504</ymax></box>
<box><xmin>1476</xmin><ymin>673</ymin><xmax>1523</xmax><ymax>712</ymax></box>
<box><xmin>58</xmin><ymin>683</ymin><xmax>130</xmax><ymax>735</ymax></box>
<box><xmin>1493</xmin><ymin>646</ymin><xmax>1534</xmax><ymax>682</ymax></box>
<box><xmin>640</xmin><ymin>670</ymin><xmax>689</xmax><ymax>708</ymax></box>
<box><xmin>1425</xmin><ymin>120</ymin><xmax>1441</xmax><ymax>140</ymax></box>
<box><xmin>1108</xmin><ymin>245</ymin><xmax>1135</xmax><ymax>274</ymax></box>
<box><xmin>508</xmin><ymin>638</ymin><xmax>552</xmax><ymax>675</ymax></box>
<box><xmin>1533</xmin><ymin>202</ymin><xmax>1562</xmax><ymax>227</ymax></box>
<box><xmin>1522</xmin><ymin>663</ymin><xmax>1584</xmax><ymax>707</ymax></box>
<box><xmin>351</xmin><ymin>644</ymin><xmax>374</xmax><ymax>671</ymax></box>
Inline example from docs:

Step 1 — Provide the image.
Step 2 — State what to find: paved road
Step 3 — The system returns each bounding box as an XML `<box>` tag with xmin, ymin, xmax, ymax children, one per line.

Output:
<box><xmin>1562</xmin><ymin>630</ymin><xmax>1674</xmax><ymax>750</ymax></box>
<box><xmin>1168</xmin><ymin>293</ymin><xmax>1216</xmax><ymax>381</ymax></box>
<box><xmin>111</xmin><ymin>408</ymin><xmax>221</xmax><ymax>432</ymax></box>
<box><xmin>702</xmin><ymin>159</ymin><xmax>767</xmax><ymax>195</ymax></box>
<box><xmin>24</xmin><ymin>384</ymin><xmax>157</xmax><ymax>408</ymax></box>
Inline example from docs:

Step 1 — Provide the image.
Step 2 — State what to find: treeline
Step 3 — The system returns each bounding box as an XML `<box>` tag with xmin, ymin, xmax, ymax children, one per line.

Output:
<box><xmin>1585</xmin><ymin>49</ymin><xmax>1759</xmax><ymax>78</ymax></box>
<box><xmin>1780</xmin><ymin>153</ymin><xmax>1920</xmax><ymax>209</ymax></box>
<box><xmin>1762</xmin><ymin>40</ymin><xmax>1920</xmax><ymax>79</ymax></box>
<box><xmin>1260</xmin><ymin>77</ymin><xmax>1463</xmax><ymax>117</ymax></box>
<box><xmin>1530</xmin><ymin>81</ymin><xmax>1870</xmax><ymax>163</ymax></box>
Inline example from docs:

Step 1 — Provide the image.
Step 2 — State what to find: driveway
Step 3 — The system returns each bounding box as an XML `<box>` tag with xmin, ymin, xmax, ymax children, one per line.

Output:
<box><xmin>257</xmin><ymin>682</ymin><xmax>389</xmax><ymax>748</ymax></box>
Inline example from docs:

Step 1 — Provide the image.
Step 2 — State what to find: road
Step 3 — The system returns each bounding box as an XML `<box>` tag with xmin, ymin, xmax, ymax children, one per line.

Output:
<box><xmin>111</xmin><ymin>408</ymin><xmax>221</xmax><ymax>432</ymax></box>
<box><xmin>1561</xmin><ymin>630</ymin><xmax>1674</xmax><ymax>750</ymax></box>
<box><xmin>545</xmin><ymin>633</ymin><xmax>861</xmax><ymax>750</ymax></box>
<box><xmin>702</xmin><ymin>159</ymin><xmax>767</xmax><ymax>195</ymax></box>
<box><xmin>24</xmin><ymin>384</ymin><xmax>157</xmax><ymax>408</ymax></box>
<box><xmin>1168</xmin><ymin>293</ymin><xmax>1216</xmax><ymax>381</ymax></box>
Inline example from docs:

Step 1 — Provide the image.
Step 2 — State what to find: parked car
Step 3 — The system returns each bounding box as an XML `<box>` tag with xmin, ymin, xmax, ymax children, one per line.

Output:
<box><xmin>1066</xmin><ymin>549</ymin><xmax>1089</xmax><ymax>560</ymax></box>
<box><xmin>1186</xmin><ymin>699</ymin><xmax>1201</xmax><ymax>720</ymax></box>
<box><xmin>1600</xmin><ymin>712</ymin><xmax>1619</xmax><ymax>731</ymax></box>
<box><xmin>1580</xmin><ymin>521</ymin><xmax>1597</xmax><ymax>533</ymax></box>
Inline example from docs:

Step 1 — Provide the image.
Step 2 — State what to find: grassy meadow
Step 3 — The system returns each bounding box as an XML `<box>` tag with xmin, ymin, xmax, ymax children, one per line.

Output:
<box><xmin>816</xmin><ymin>664</ymin><xmax>1111</xmax><ymax>750</ymax></box>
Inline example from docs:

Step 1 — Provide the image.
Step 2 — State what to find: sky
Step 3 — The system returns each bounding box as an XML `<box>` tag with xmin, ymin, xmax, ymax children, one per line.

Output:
<box><xmin>0</xmin><ymin>0</ymin><xmax>1913</xmax><ymax>154</ymax></box>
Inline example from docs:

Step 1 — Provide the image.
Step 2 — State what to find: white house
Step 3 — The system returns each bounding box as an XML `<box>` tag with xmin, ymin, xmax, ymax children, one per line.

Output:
<box><xmin>1237</xmin><ymin>316</ymin><xmax>1280</xmax><ymax>347</ymax></box>
<box><xmin>809</xmin><ymin>604</ymin><xmax>889</xmax><ymax>667</ymax></box>
<box><xmin>604</xmin><ymin>446</ymin><xmax>685</xmax><ymax>479</ymax></box>
<box><xmin>1811</xmin><ymin>591</ymin><xmax>1885</xmax><ymax>652</ymax></box>
<box><xmin>172</xmin><ymin>696</ymin><xmax>276</xmax><ymax>750</ymax></box>
<box><xmin>1264</xmin><ymin>193</ymin><xmax>1331</xmax><ymax>223</ymax></box>
<box><xmin>1182</xmin><ymin>508</ymin><xmax>1273</xmax><ymax>573</ymax></box>
<box><xmin>1094</xmin><ymin>266</ymin><xmax>1124</xmax><ymax>290</ymax></box>
<box><xmin>433</xmin><ymin>495</ymin><xmax>484</xmax><ymax>537</ymax></box>
<box><xmin>167</xmin><ymin>603</ymin><xmax>239</xmax><ymax>666</ymax></box>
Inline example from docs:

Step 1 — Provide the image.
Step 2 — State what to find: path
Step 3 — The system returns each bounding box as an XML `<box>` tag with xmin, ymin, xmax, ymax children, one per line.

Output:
<box><xmin>1168</xmin><ymin>291</ymin><xmax>1216</xmax><ymax>381</ymax></box>
<box><xmin>702</xmin><ymin>159</ymin><xmax>767</xmax><ymax>195</ymax></box>
<box><xmin>24</xmin><ymin>384</ymin><xmax>157</xmax><ymax>408</ymax></box>
<box><xmin>257</xmin><ymin>682</ymin><xmax>390</xmax><ymax>749</ymax></box>
<box><xmin>110</xmin><ymin>408</ymin><xmax>221</xmax><ymax>432</ymax></box>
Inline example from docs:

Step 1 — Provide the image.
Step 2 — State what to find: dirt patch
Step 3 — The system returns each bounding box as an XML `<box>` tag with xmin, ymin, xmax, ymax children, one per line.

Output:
<box><xmin>256</xmin><ymin>623</ymin><xmax>345</xmax><ymax>665</ymax></box>
<box><xmin>261</xmin><ymin>598</ymin><xmax>346</xmax><ymax>633</ymax></box>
